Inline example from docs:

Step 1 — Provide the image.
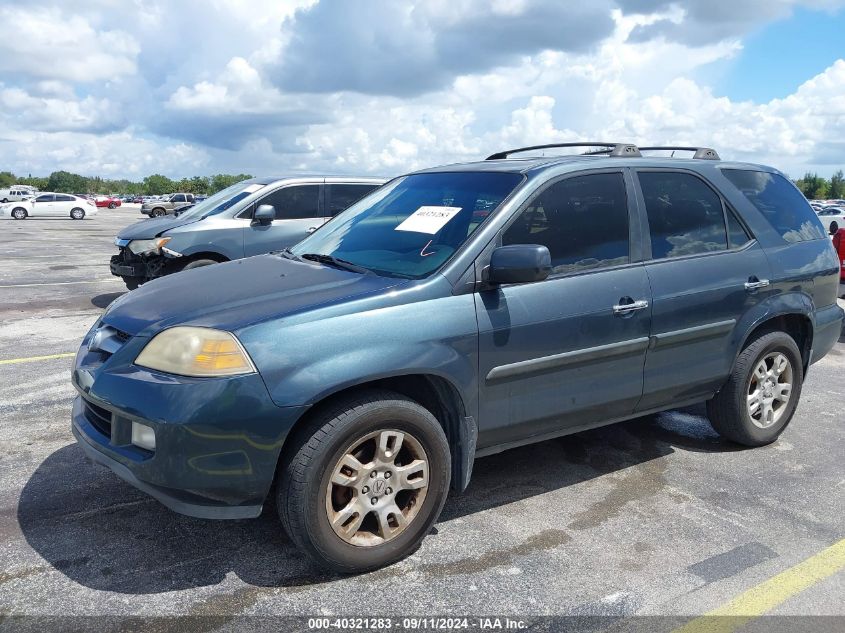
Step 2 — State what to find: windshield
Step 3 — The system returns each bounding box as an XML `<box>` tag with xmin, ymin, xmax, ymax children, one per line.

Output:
<box><xmin>176</xmin><ymin>181</ymin><xmax>268</xmax><ymax>220</ymax></box>
<box><xmin>291</xmin><ymin>171</ymin><xmax>524</xmax><ymax>279</ymax></box>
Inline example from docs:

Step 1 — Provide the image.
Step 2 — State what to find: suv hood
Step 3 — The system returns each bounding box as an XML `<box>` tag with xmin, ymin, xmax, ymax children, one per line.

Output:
<box><xmin>117</xmin><ymin>214</ymin><xmax>200</xmax><ymax>239</ymax></box>
<box><xmin>101</xmin><ymin>254</ymin><xmax>406</xmax><ymax>336</ymax></box>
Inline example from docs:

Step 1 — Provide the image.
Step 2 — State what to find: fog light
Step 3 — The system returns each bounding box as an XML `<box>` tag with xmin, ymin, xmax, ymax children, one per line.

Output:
<box><xmin>131</xmin><ymin>422</ymin><xmax>156</xmax><ymax>451</ymax></box>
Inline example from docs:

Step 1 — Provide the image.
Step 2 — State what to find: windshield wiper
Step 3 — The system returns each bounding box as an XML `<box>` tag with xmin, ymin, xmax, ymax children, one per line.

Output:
<box><xmin>300</xmin><ymin>253</ymin><xmax>372</xmax><ymax>275</ymax></box>
<box><xmin>275</xmin><ymin>247</ymin><xmax>301</xmax><ymax>261</ymax></box>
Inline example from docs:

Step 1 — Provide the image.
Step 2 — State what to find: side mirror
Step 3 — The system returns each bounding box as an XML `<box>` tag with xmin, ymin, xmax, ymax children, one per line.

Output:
<box><xmin>253</xmin><ymin>204</ymin><xmax>275</xmax><ymax>224</ymax></box>
<box><xmin>487</xmin><ymin>244</ymin><xmax>551</xmax><ymax>285</ymax></box>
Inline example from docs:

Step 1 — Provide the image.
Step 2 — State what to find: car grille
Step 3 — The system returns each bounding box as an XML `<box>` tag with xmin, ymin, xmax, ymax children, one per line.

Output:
<box><xmin>88</xmin><ymin>324</ymin><xmax>132</xmax><ymax>359</ymax></box>
<box><xmin>84</xmin><ymin>400</ymin><xmax>112</xmax><ymax>438</ymax></box>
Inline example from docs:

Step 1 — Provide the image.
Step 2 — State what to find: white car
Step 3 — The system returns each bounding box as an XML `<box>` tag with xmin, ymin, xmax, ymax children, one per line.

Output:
<box><xmin>0</xmin><ymin>187</ymin><xmax>34</xmax><ymax>203</ymax></box>
<box><xmin>0</xmin><ymin>193</ymin><xmax>97</xmax><ymax>220</ymax></box>
<box><xmin>816</xmin><ymin>206</ymin><xmax>845</xmax><ymax>234</ymax></box>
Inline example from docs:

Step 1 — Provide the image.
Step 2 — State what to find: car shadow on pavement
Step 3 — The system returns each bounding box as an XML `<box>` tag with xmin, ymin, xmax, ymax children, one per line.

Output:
<box><xmin>90</xmin><ymin>292</ymin><xmax>125</xmax><ymax>309</ymax></box>
<box><xmin>17</xmin><ymin>405</ymin><xmax>740</xmax><ymax>593</ymax></box>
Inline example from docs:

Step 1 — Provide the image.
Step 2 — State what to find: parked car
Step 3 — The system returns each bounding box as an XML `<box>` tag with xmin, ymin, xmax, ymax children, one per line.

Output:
<box><xmin>72</xmin><ymin>143</ymin><xmax>843</xmax><ymax>573</ymax></box>
<box><xmin>816</xmin><ymin>206</ymin><xmax>845</xmax><ymax>234</ymax></box>
<box><xmin>0</xmin><ymin>187</ymin><xmax>34</xmax><ymax>203</ymax></box>
<box><xmin>110</xmin><ymin>176</ymin><xmax>384</xmax><ymax>289</ymax></box>
<box><xmin>140</xmin><ymin>193</ymin><xmax>195</xmax><ymax>217</ymax></box>
<box><xmin>96</xmin><ymin>196</ymin><xmax>122</xmax><ymax>209</ymax></box>
<box><xmin>131</xmin><ymin>196</ymin><xmax>144</xmax><ymax>204</ymax></box>
<box><xmin>832</xmin><ymin>228</ymin><xmax>845</xmax><ymax>283</ymax></box>
<box><xmin>0</xmin><ymin>193</ymin><xmax>96</xmax><ymax>219</ymax></box>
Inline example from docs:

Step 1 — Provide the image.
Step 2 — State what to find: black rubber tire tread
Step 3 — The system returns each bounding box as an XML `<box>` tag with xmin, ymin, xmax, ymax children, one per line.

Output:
<box><xmin>277</xmin><ymin>389</ymin><xmax>450</xmax><ymax>573</ymax></box>
<box><xmin>181</xmin><ymin>258</ymin><xmax>217</xmax><ymax>271</ymax></box>
<box><xmin>122</xmin><ymin>277</ymin><xmax>141</xmax><ymax>290</ymax></box>
<box><xmin>707</xmin><ymin>331</ymin><xmax>803</xmax><ymax>446</ymax></box>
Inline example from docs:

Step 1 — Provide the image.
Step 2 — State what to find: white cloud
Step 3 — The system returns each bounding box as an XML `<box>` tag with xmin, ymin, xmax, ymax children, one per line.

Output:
<box><xmin>0</xmin><ymin>87</ymin><xmax>125</xmax><ymax>133</ymax></box>
<box><xmin>0</xmin><ymin>0</ymin><xmax>843</xmax><ymax>179</ymax></box>
<box><xmin>0</xmin><ymin>6</ymin><xmax>138</xmax><ymax>82</ymax></box>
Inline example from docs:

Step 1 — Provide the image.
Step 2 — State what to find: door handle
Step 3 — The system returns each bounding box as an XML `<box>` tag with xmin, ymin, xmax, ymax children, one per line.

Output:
<box><xmin>306</xmin><ymin>226</ymin><xmax>317</xmax><ymax>234</ymax></box>
<box><xmin>613</xmin><ymin>299</ymin><xmax>649</xmax><ymax>315</ymax></box>
<box><xmin>744</xmin><ymin>278</ymin><xmax>770</xmax><ymax>291</ymax></box>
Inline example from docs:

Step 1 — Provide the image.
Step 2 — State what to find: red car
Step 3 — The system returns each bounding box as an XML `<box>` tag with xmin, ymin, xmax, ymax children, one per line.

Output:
<box><xmin>95</xmin><ymin>196</ymin><xmax>122</xmax><ymax>209</ymax></box>
<box><xmin>832</xmin><ymin>228</ymin><xmax>845</xmax><ymax>281</ymax></box>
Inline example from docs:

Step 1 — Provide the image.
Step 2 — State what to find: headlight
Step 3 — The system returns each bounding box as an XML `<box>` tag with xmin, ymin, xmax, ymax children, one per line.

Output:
<box><xmin>127</xmin><ymin>237</ymin><xmax>171</xmax><ymax>255</ymax></box>
<box><xmin>135</xmin><ymin>327</ymin><xmax>256</xmax><ymax>377</ymax></box>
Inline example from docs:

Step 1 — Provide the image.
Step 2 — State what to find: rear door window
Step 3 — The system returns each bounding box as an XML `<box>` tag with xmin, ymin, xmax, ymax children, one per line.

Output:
<box><xmin>258</xmin><ymin>185</ymin><xmax>322</xmax><ymax>220</ymax></box>
<box><xmin>721</xmin><ymin>169</ymin><xmax>826</xmax><ymax>242</ymax></box>
<box><xmin>638</xmin><ymin>172</ymin><xmax>728</xmax><ymax>259</ymax></box>
<box><xmin>326</xmin><ymin>184</ymin><xmax>379</xmax><ymax>216</ymax></box>
<box><xmin>503</xmin><ymin>172</ymin><xmax>630</xmax><ymax>274</ymax></box>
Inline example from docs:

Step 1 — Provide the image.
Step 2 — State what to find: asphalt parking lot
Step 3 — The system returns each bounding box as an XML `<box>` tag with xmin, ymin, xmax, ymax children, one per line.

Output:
<box><xmin>0</xmin><ymin>207</ymin><xmax>843</xmax><ymax>630</ymax></box>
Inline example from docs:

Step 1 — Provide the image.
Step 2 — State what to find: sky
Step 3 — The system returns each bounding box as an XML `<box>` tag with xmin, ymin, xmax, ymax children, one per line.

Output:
<box><xmin>1</xmin><ymin>0</ymin><xmax>844</xmax><ymax>181</ymax></box>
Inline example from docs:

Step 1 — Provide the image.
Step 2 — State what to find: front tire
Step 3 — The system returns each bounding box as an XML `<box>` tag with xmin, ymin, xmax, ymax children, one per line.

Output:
<box><xmin>278</xmin><ymin>390</ymin><xmax>450</xmax><ymax>573</ymax></box>
<box><xmin>151</xmin><ymin>208</ymin><xmax>166</xmax><ymax>217</ymax></box>
<box><xmin>108</xmin><ymin>202</ymin><xmax>117</xmax><ymax>209</ymax></box>
<box><xmin>122</xmin><ymin>277</ymin><xmax>141</xmax><ymax>290</ymax></box>
<box><xmin>11</xmin><ymin>207</ymin><xmax>27</xmax><ymax>220</ymax></box>
<box><xmin>707</xmin><ymin>331</ymin><xmax>803</xmax><ymax>446</ymax></box>
<box><xmin>180</xmin><ymin>258</ymin><xmax>217</xmax><ymax>271</ymax></box>
<box><xmin>70</xmin><ymin>208</ymin><xmax>85</xmax><ymax>220</ymax></box>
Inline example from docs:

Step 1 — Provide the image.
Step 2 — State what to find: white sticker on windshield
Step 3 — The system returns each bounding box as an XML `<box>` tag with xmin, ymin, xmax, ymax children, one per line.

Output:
<box><xmin>395</xmin><ymin>206</ymin><xmax>462</xmax><ymax>234</ymax></box>
<box><xmin>244</xmin><ymin>184</ymin><xmax>264</xmax><ymax>193</ymax></box>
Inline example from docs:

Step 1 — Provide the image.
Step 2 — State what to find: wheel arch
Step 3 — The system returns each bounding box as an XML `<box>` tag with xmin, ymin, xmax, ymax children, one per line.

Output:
<box><xmin>177</xmin><ymin>250</ymin><xmax>229</xmax><ymax>264</ymax></box>
<box><xmin>278</xmin><ymin>373</ymin><xmax>475</xmax><ymax>493</ymax></box>
<box><xmin>735</xmin><ymin>303</ymin><xmax>813</xmax><ymax>374</ymax></box>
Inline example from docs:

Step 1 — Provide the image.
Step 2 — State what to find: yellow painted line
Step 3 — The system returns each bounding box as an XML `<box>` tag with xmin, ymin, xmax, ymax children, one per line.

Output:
<box><xmin>0</xmin><ymin>352</ymin><xmax>76</xmax><ymax>365</ymax></box>
<box><xmin>674</xmin><ymin>538</ymin><xmax>845</xmax><ymax>633</ymax></box>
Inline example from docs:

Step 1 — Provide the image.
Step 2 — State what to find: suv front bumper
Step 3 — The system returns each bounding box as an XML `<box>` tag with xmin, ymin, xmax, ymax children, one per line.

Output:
<box><xmin>109</xmin><ymin>247</ymin><xmax>168</xmax><ymax>282</ymax></box>
<box><xmin>71</xmin><ymin>323</ymin><xmax>309</xmax><ymax>519</ymax></box>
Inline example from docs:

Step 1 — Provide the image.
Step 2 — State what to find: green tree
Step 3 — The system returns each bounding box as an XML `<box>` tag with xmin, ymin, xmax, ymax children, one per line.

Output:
<box><xmin>795</xmin><ymin>172</ymin><xmax>829</xmax><ymax>200</ymax></box>
<box><xmin>17</xmin><ymin>175</ymin><xmax>49</xmax><ymax>190</ymax></box>
<box><xmin>828</xmin><ymin>170</ymin><xmax>844</xmax><ymax>199</ymax></box>
<box><xmin>47</xmin><ymin>170</ymin><xmax>87</xmax><ymax>193</ymax></box>
<box><xmin>143</xmin><ymin>174</ymin><xmax>175</xmax><ymax>195</ymax></box>
<box><xmin>209</xmin><ymin>173</ymin><xmax>252</xmax><ymax>194</ymax></box>
<box><xmin>0</xmin><ymin>171</ymin><xmax>15</xmax><ymax>187</ymax></box>
<box><xmin>190</xmin><ymin>176</ymin><xmax>210</xmax><ymax>194</ymax></box>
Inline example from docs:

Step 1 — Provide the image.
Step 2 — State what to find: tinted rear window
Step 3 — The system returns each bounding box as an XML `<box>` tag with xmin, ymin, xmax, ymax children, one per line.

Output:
<box><xmin>721</xmin><ymin>170</ymin><xmax>825</xmax><ymax>242</ymax></box>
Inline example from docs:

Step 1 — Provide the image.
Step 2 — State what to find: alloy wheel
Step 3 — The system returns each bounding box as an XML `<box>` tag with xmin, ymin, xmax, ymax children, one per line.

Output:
<box><xmin>325</xmin><ymin>429</ymin><xmax>429</xmax><ymax>547</ymax></box>
<box><xmin>747</xmin><ymin>352</ymin><xmax>793</xmax><ymax>428</ymax></box>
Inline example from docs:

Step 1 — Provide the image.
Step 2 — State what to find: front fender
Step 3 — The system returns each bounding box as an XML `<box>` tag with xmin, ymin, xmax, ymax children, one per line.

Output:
<box><xmin>237</xmin><ymin>293</ymin><xmax>480</xmax><ymax>420</ymax></box>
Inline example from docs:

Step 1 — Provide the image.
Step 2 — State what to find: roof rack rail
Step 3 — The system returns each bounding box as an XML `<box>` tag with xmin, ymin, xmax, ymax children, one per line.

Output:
<box><xmin>486</xmin><ymin>142</ymin><xmax>641</xmax><ymax>160</ymax></box>
<box><xmin>638</xmin><ymin>146</ymin><xmax>721</xmax><ymax>160</ymax></box>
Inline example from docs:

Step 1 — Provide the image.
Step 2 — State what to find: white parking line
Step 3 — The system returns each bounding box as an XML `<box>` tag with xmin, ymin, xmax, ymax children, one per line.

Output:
<box><xmin>0</xmin><ymin>279</ymin><xmax>123</xmax><ymax>288</ymax></box>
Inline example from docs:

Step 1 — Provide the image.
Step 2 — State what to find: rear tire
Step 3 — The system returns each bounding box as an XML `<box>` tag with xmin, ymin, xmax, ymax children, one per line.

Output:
<box><xmin>830</xmin><ymin>221</ymin><xmax>839</xmax><ymax>235</ymax></box>
<box><xmin>278</xmin><ymin>390</ymin><xmax>450</xmax><ymax>573</ymax></box>
<box><xmin>12</xmin><ymin>207</ymin><xmax>27</xmax><ymax>220</ymax></box>
<box><xmin>70</xmin><ymin>208</ymin><xmax>85</xmax><ymax>220</ymax></box>
<box><xmin>108</xmin><ymin>202</ymin><xmax>117</xmax><ymax>209</ymax></box>
<box><xmin>707</xmin><ymin>331</ymin><xmax>803</xmax><ymax>446</ymax></box>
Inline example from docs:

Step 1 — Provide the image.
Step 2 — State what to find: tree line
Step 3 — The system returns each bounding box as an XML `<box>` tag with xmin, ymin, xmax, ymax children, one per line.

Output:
<box><xmin>3</xmin><ymin>167</ymin><xmax>844</xmax><ymax>200</ymax></box>
<box><xmin>794</xmin><ymin>171</ymin><xmax>844</xmax><ymax>200</ymax></box>
<box><xmin>0</xmin><ymin>171</ymin><xmax>253</xmax><ymax>196</ymax></box>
